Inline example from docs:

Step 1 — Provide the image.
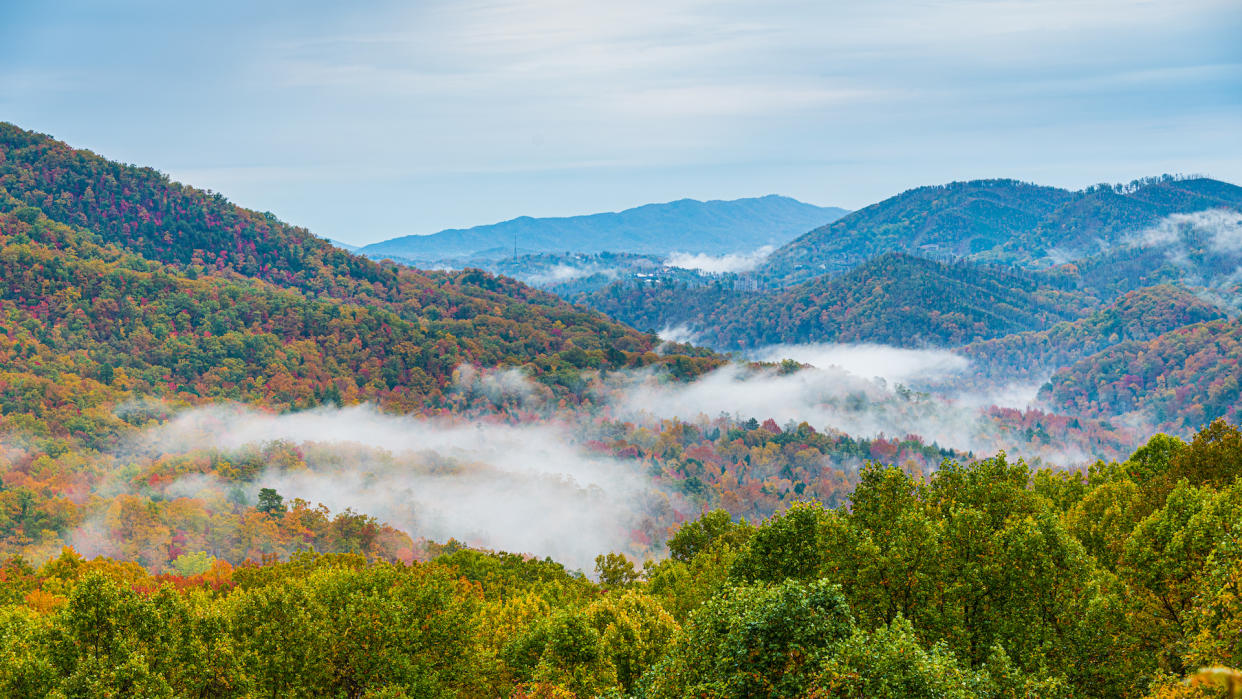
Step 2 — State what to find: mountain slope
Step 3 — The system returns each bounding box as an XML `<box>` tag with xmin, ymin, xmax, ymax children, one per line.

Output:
<box><xmin>1041</xmin><ymin>317</ymin><xmax>1242</xmax><ymax>431</ymax></box>
<box><xmin>357</xmin><ymin>195</ymin><xmax>848</xmax><ymax>261</ymax></box>
<box><xmin>958</xmin><ymin>285</ymin><xmax>1227</xmax><ymax>384</ymax></box>
<box><xmin>583</xmin><ymin>253</ymin><xmax>1092</xmax><ymax>349</ymax></box>
<box><xmin>1004</xmin><ymin>177</ymin><xmax>1242</xmax><ymax>260</ymax></box>
<box><xmin>760</xmin><ymin>176</ymin><xmax>1242</xmax><ymax>286</ymax></box>
<box><xmin>0</xmin><ymin>122</ymin><xmax>722</xmax><ymax>398</ymax></box>
<box><xmin>0</xmin><ymin>124</ymin><xmax>736</xmax><ymax>576</ymax></box>
<box><xmin>757</xmin><ymin>180</ymin><xmax>1075</xmax><ymax>284</ymax></box>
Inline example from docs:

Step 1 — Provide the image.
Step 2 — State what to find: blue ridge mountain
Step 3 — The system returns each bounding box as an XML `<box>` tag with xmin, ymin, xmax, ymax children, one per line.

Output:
<box><xmin>760</xmin><ymin>176</ymin><xmax>1242</xmax><ymax>285</ymax></box>
<box><xmin>357</xmin><ymin>195</ymin><xmax>848</xmax><ymax>261</ymax></box>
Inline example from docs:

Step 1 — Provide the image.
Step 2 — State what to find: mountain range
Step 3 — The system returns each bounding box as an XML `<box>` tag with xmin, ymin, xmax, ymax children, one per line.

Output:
<box><xmin>542</xmin><ymin>174</ymin><xmax>1242</xmax><ymax>432</ymax></box>
<box><xmin>356</xmin><ymin>195</ymin><xmax>848</xmax><ymax>262</ymax></box>
<box><xmin>4</xmin><ymin>124</ymin><xmax>1242</xmax><ymax>699</ymax></box>
<box><xmin>6</xmin><ymin>118</ymin><xmax>1239</xmax><ymax>437</ymax></box>
<box><xmin>583</xmin><ymin>252</ymin><xmax>1093</xmax><ymax>349</ymax></box>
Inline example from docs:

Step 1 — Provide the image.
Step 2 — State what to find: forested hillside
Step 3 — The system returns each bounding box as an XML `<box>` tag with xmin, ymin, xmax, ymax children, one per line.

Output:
<box><xmin>759</xmin><ymin>175</ymin><xmax>1242</xmax><ymax>285</ymax></box>
<box><xmin>585</xmin><ymin>253</ymin><xmax>1092</xmax><ymax>349</ymax></box>
<box><xmin>1043</xmin><ymin>317</ymin><xmax>1242</xmax><ymax>431</ymax></box>
<box><xmin>958</xmin><ymin>286</ymin><xmax>1227</xmax><ymax>385</ymax></box>
<box><xmin>0</xmin><ymin>125</ymin><xmax>715</xmax><ymax>574</ymax></box>
<box><xmin>0</xmin><ymin>122</ymin><xmax>719</xmax><ymax>388</ymax></box>
<box><xmin>562</xmin><ymin>175</ymin><xmax>1242</xmax><ymax>436</ymax></box>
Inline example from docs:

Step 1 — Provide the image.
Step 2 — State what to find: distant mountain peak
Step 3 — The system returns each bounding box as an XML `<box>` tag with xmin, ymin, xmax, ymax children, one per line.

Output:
<box><xmin>357</xmin><ymin>195</ymin><xmax>848</xmax><ymax>262</ymax></box>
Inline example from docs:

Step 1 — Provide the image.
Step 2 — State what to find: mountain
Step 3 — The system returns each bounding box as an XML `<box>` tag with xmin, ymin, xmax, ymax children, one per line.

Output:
<box><xmin>957</xmin><ymin>285</ymin><xmax>1227</xmax><ymax>385</ymax></box>
<box><xmin>1004</xmin><ymin>176</ymin><xmax>1242</xmax><ymax>259</ymax></box>
<box><xmin>1041</xmin><ymin>317</ymin><xmax>1242</xmax><ymax>431</ymax></box>
<box><xmin>760</xmin><ymin>176</ymin><xmax>1242</xmax><ymax>286</ymax></box>
<box><xmin>0</xmin><ymin>122</ymin><xmax>722</xmax><ymax>575</ymax></box>
<box><xmin>0</xmin><ymin>122</ymin><xmax>723</xmax><ymax>413</ymax></box>
<box><xmin>566</xmin><ymin>175</ymin><xmax>1241</xmax><ymax>355</ymax></box>
<box><xmin>357</xmin><ymin>195</ymin><xmax>848</xmax><ymax>262</ymax></box>
<box><xmin>582</xmin><ymin>253</ymin><xmax>1093</xmax><ymax>349</ymax></box>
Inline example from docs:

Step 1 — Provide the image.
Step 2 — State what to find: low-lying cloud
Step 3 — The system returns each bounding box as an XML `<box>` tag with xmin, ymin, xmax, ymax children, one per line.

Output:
<box><xmin>747</xmin><ymin>342</ymin><xmax>970</xmax><ymax>385</ymax></box>
<box><xmin>1138</xmin><ymin>209</ymin><xmax>1242</xmax><ymax>253</ymax></box>
<box><xmin>526</xmin><ymin>264</ymin><xmax>593</xmax><ymax>284</ymax></box>
<box><xmin>123</xmin><ymin>404</ymin><xmax>676</xmax><ymax>570</ymax></box>
<box><xmin>664</xmin><ymin>245</ymin><xmax>774</xmax><ymax>274</ymax></box>
<box><xmin>657</xmin><ymin>324</ymin><xmax>701</xmax><ymax>346</ymax></box>
<box><xmin>65</xmin><ymin>351</ymin><xmax>1128</xmax><ymax>571</ymax></box>
<box><xmin>1132</xmin><ymin>208</ymin><xmax>1242</xmax><ymax>312</ymax></box>
<box><xmin>603</xmin><ymin>361</ymin><xmax>1106</xmax><ymax>465</ymax></box>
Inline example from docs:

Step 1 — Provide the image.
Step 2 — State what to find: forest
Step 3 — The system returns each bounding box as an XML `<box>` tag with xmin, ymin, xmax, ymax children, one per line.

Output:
<box><xmin>3</xmin><ymin>422</ymin><xmax>1242</xmax><ymax>697</ymax></box>
<box><xmin>2</xmin><ymin>122</ymin><xmax>1242</xmax><ymax>697</ymax></box>
<box><xmin>580</xmin><ymin>252</ymin><xmax>1094</xmax><ymax>349</ymax></box>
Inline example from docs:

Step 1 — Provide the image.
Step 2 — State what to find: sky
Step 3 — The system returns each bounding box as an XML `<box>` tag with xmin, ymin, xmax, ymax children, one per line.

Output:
<box><xmin>2</xmin><ymin>0</ymin><xmax>1240</xmax><ymax>246</ymax></box>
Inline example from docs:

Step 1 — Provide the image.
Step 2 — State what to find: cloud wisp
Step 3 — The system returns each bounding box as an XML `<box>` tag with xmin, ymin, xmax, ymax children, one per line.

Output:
<box><xmin>1131</xmin><ymin>208</ymin><xmax>1242</xmax><ymax>312</ymax></box>
<box><xmin>664</xmin><ymin>245</ymin><xmax>774</xmax><ymax>274</ymax></box>
<box><xmin>746</xmin><ymin>342</ymin><xmax>970</xmax><ymax>385</ymax></box>
<box><xmin>657</xmin><ymin>324</ymin><xmax>701</xmax><ymax>346</ymax></box>
<box><xmin>1137</xmin><ymin>209</ymin><xmax>1242</xmax><ymax>252</ymax></box>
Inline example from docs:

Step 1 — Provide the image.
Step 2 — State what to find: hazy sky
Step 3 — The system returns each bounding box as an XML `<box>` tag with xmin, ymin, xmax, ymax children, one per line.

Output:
<box><xmin>3</xmin><ymin>0</ymin><xmax>1239</xmax><ymax>245</ymax></box>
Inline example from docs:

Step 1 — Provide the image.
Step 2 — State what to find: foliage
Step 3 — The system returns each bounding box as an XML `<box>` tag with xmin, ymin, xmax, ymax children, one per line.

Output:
<box><xmin>583</xmin><ymin>252</ymin><xmax>1092</xmax><ymax>349</ymax></box>
<box><xmin>1044</xmin><ymin>319</ymin><xmax>1242</xmax><ymax>431</ymax></box>
<box><xmin>0</xmin><ymin>421</ymin><xmax>1239</xmax><ymax>695</ymax></box>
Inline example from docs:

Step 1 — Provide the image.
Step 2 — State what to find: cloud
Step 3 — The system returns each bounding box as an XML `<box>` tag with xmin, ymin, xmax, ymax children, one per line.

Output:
<box><xmin>657</xmin><ymin>324</ymin><xmax>701</xmax><ymax>346</ymax></box>
<box><xmin>665</xmin><ymin>245</ymin><xmax>774</xmax><ymax>274</ymax></box>
<box><xmin>521</xmin><ymin>262</ymin><xmax>625</xmax><ymax>287</ymax></box>
<box><xmin>1192</xmin><ymin>209</ymin><xmax>1242</xmax><ymax>253</ymax></box>
<box><xmin>603</xmin><ymin>361</ymin><xmax>1115</xmax><ymax>465</ymax></box>
<box><xmin>746</xmin><ymin>342</ymin><xmax>970</xmax><ymax>385</ymax></box>
<box><xmin>452</xmin><ymin>364</ymin><xmax>548</xmax><ymax>409</ymax></box>
<box><xmin>1130</xmin><ymin>208</ymin><xmax>1242</xmax><ymax>312</ymax></box>
<box><xmin>526</xmin><ymin>264</ymin><xmax>594</xmax><ymax>284</ymax></box>
<box><xmin>1135</xmin><ymin>208</ymin><xmax>1242</xmax><ymax>251</ymax></box>
<box><xmin>745</xmin><ymin>342</ymin><xmax>1049</xmax><ymax>413</ymax></box>
<box><xmin>127</xmin><ymin>403</ymin><xmax>675</xmax><ymax>571</ymax></box>
<box><xmin>949</xmin><ymin>380</ymin><xmax>1047</xmax><ymax>412</ymax></box>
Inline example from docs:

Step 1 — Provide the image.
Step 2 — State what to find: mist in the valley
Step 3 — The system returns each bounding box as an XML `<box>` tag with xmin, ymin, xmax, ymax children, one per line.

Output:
<box><xmin>107</xmin><ymin>403</ymin><xmax>676</xmax><ymax>571</ymax></box>
<box><xmin>526</xmin><ymin>264</ymin><xmax>595</xmax><ymax>285</ymax></box>
<box><xmin>1138</xmin><ymin>209</ymin><xmax>1242</xmax><ymax>253</ymax></box>
<box><xmin>744</xmin><ymin>342</ymin><xmax>1047</xmax><ymax>411</ymax></box>
<box><xmin>657</xmin><ymin>324</ymin><xmax>702</xmax><ymax>347</ymax></box>
<box><xmin>70</xmin><ymin>346</ymin><xmax>1118</xmax><ymax>569</ymax></box>
<box><xmin>523</xmin><ymin>263</ymin><xmax>621</xmax><ymax>287</ymax></box>
<box><xmin>746</xmin><ymin>342</ymin><xmax>969</xmax><ymax>385</ymax></box>
<box><xmin>601</xmin><ymin>352</ymin><xmax>1093</xmax><ymax>465</ymax></box>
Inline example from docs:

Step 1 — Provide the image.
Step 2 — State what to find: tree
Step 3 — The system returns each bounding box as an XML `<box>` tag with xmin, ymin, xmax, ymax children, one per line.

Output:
<box><xmin>641</xmin><ymin>579</ymin><xmax>854</xmax><ymax>698</ymax></box>
<box><xmin>666</xmin><ymin>510</ymin><xmax>752</xmax><ymax>563</ymax></box>
<box><xmin>170</xmin><ymin>551</ymin><xmax>214</xmax><ymax>577</ymax></box>
<box><xmin>593</xmin><ymin>553</ymin><xmax>638</xmax><ymax>590</ymax></box>
<box><xmin>813</xmin><ymin>616</ymin><xmax>1071</xmax><ymax>699</ymax></box>
<box><xmin>256</xmin><ymin>488</ymin><xmax>285</xmax><ymax>518</ymax></box>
